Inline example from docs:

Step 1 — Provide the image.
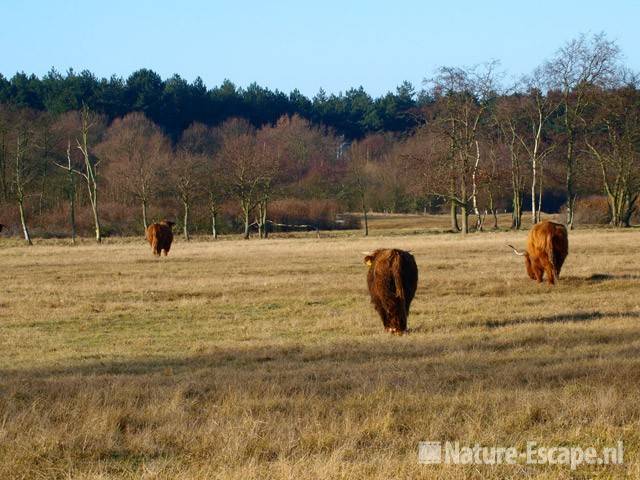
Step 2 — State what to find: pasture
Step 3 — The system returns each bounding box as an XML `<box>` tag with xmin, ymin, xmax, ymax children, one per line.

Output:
<box><xmin>1</xmin><ymin>216</ymin><xmax>639</xmax><ymax>479</ymax></box>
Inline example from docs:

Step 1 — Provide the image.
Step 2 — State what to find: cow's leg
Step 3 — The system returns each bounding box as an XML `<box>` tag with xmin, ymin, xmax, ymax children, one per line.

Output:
<box><xmin>381</xmin><ymin>294</ymin><xmax>400</xmax><ymax>332</ymax></box>
<box><xmin>373</xmin><ymin>302</ymin><xmax>390</xmax><ymax>330</ymax></box>
<box><xmin>397</xmin><ymin>309</ymin><xmax>407</xmax><ymax>333</ymax></box>
<box><xmin>386</xmin><ymin>300</ymin><xmax>405</xmax><ymax>334</ymax></box>
<box><xmin>544</xmin><ymin>263</ymin><xmax>556</xmax><ymax>285</ymax></box>
<box><xmin>534</xmin><ymin>261</ymin><xmax>544</xmax><ymax>283</ymax></box>
<box><xmin>397</xmin><ymin>299</ymin><xmax>408</xmax><ymax>333</ymax></box>
<box><xmin>378</xmin><ymin>307</ymin><xmax>391</xmax><ymax>332</ymax></box>
<box><xmin>152</xmin><ymin>240</ymin><xmax>160</xmax><ymax>256</ymax></box>
<box><xmin>554</xmin><ymin>252</ymin><xmax>566</xmax><ymax>278</ymax></box>
<box><xmin>163</xmin><ymin>243</ymin><xmax>171</xmax><ymax>256</ymax></box>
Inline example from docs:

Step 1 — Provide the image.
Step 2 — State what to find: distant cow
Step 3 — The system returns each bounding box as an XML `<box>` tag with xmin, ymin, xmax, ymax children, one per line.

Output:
<box><xmin>507</xmin><ymin>220</ymin><xmax>568</xmax><ymax>285</ymax></box>
<box><xmin>0</xmin><ymin>224</ymin><xmax>4</xmax><ymax>233</ymax></box>
<box><xmin>364</xmin><ymin>249</ymin><xmax>418</xmax><ymax>334</ymax></box>
<box><xmin>146</xmin><ymin>220</ymin><xmax>175</xmax><ymax>256</ymax></box>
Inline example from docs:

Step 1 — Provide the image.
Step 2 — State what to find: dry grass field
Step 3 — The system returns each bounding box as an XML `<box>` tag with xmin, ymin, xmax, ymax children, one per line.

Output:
<box><xmin>1</xmin><ymin>215</ymin><xmax>639</xmax><ymax>479</ymax></box>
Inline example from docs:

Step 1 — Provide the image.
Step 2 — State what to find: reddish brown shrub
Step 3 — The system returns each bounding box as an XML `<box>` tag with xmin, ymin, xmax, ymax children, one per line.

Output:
<box><xmin>562</xmin><ymin>196</ymin><xmax>611</xmax><ymax>225</ymax></box>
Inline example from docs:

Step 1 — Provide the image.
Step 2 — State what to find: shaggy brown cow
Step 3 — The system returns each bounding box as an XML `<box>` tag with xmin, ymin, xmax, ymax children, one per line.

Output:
<box><xmin>146</xmin><ymin>220</ymin><xmax>175</xmax><ymax>256</ymax></box>
<box><xmin>507</xmin><ymin>220</ymin><xmax>568</xmax><ymax>285</ymax></box>
<box><xmin>364</xmin><ymin>248</ymin><xmax>418</xmax><ymax>334</ymax></box>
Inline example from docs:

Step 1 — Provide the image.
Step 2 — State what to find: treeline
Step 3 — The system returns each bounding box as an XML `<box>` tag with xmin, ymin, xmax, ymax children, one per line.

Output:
<box><xmin>1</xmin><ymin>33</ymin><xmax>639</xmax><ymax>243</ymax></box>
<box><xmin>0</xmin><ymin>70</ymin><xmax>420</xmax><ymax>141</ymax></box>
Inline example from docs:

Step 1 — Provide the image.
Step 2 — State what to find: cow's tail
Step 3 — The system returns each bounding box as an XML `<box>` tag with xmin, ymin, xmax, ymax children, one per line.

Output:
<box><xmin>391</xmin><ymin>251</ymin><xmax>405</xmax><ymax>300</ymax></box>
<box><xmin>391</xmin><ymin>251</ymin><xmax>408</xmax><ymax>326</ymax></box>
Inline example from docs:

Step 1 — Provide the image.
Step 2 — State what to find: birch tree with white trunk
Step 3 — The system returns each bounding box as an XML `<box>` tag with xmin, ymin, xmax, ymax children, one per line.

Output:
<box><xmin>543</xmin><ymin>33</ymin><xmax>621</xmax><ymax>229</ymax></box>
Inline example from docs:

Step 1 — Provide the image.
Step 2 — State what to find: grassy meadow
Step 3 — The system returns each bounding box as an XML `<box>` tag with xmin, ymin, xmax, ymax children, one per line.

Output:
<box><xmin>1</xmin><ymin>214</ymin><xmax>639</xmax><ymax>479</ymax></box>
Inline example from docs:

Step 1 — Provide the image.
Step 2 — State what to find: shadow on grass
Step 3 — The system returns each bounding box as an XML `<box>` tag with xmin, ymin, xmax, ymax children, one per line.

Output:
<box><xmin>486</xmin><ymin>310</ymin><xmax>640</xmax><ymax>329</ymax></box>
<box><xmin>2</xmin><ymin>322</ymin><xmax>640</xmax><ymax>400</ymax></box>
<box><xmin>560</xmin><ymin>273</ymin><xmax>640</xmax><ymax>286</ymax></box>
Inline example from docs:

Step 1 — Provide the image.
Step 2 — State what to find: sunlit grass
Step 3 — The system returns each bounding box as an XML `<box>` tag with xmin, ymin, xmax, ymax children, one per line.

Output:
<box><xmin>1</xmin><ymin>219</ymin><xmax>639</xmax><ymax>478</ymax></box>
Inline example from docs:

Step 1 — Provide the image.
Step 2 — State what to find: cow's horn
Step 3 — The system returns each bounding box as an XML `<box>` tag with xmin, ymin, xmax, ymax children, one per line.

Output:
<box><xmin>361</xmin><ymin>251</ymin><xmax>372</xmax><ymax>255</ymax></box>
<box><xmin>506</xmin><ymin>244</ymin><xmax>526</xmax><ymax>256</ymax></box>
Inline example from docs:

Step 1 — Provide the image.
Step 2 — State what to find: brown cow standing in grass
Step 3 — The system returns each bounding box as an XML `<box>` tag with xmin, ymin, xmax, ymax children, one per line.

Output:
<box><xmin>364</xmin><ymin>248</ymin><xmax>418</xmax><ymax>335</ymax></box>
<box><xmin>508</xmin><ymin>220</ymin><xmax>568</xmax><ymax>285</ymax></box>
<box><xmin>146</xmin><ymin>220</ymin><xmax>175</xmax><ymax>256</ymax></box>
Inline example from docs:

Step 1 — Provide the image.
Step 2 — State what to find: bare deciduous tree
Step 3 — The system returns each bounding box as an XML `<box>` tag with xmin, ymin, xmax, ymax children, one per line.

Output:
<box><xmin>544</xmin><ymin>33</ymin><xmax>621</xmax><ymax>228</ymax></box>
<box><xmin>13</xmin><ymin>117</ymin><xmax>35</xmax><ymax>245</ymax></box>
<box><xmin>97</xmin><ymin>112</ymin><xmax>171</xmax><ymax>231</ymax></box>
<box><xmin>179</xmin><ymin>122</ymin><xmax>224</xmax><ymax>239</ymax></box>
<box><xmin>54</xmin><ymin>105</ymin><xmax>106</xmax><ymax>243</ymax></box>
<box><xmin>255</xmin><ymin>150</ymin><xmax>279</xmax><ymax>239</ymax></box>
<box><xmin>345</xmin><ymin>141</ymin><xmax>375</xmax><ymax>236</ymax></box>
<box><xmin>518</xmin><ymin>71</ymin><xmax>559</xmax><ymax>224</ymax></box>
<box><xmin>584</xmin><ymin>85</ymin><xmax>640</xmax><ymax>226</ymax></box>
<box><xmin>172</xmin><ymin>149</ymin><xmax>204</xmax><ymax>241</ymax></box>
<box><xmin>493</xmin><ymin>97</ymin><xmax>528</xmax><ymax>229</ymax></box>
<box><xmin>422</xmin><ymin>62</ymin><xmax>499</xmax><ymax>233</ymax></box>
<box><xmin>218</xmin><ymin>119</ymin><xmax>261</xmax><ymax>239</ymax></box>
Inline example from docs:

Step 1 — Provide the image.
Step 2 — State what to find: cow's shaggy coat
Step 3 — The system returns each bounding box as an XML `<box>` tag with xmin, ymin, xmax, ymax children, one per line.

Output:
<box><xmin>146</xmin><ymin>220</ymin><xmax>175</xmax><ymax>256</ymax></box>
<box><xmin>364</xmin><ymin>249</ymin><xmax>418</xmax><ymax>334</ymax></box>
<box><xmin>508</xmin><ymin>220</ymin><xmax>568</xmax><ymax>285</ymax></box>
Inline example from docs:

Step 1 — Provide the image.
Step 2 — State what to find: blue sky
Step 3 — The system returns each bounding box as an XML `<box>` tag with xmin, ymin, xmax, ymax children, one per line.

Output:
<box><xmin>1</xmin><ymin>0</ymin><xmax>638</xmax><ymax>97</ymax></box>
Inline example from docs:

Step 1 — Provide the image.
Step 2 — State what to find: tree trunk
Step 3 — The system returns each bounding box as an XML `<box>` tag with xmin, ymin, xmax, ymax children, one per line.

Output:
<box><xmin>537</xmin><ymin>161</ymin><xmax>544</xmax><ymax>223</ymax></box>
<box><xmin>622</xmin><ymin>194</ymin><xmax>637</xmax><ymax>227</ymax></box>
<box><xmin>77</xmin><ymin>105</ymin><xmax>101</xmax><ymax>243</ymax></box>
<box><xmin>460</xmin><ymin>174</ymin><xmax>469</xmax><ymax>234</ymax></box>
<box><xmin>488</xmin><ymin>191</ymin><xmax>498</xmax><ymax>229</ymax></box>
<box><xmin>242</xmin><ymin>202</ymin><xmax>250</xmax><ymax>239</ymax></box>
<box><xmin>142</xmin><ymin>199</ymin><xmax>148</xmax><ymax>231</ymax></box>
<box><xmin>257</xmin><ymin>214</ymin><xmax>263</xmax><ymax>239</ymax></box>
<box><xmin>69</xmin><ymin>173</ymin><xmax>76</xmax><ymax>245</ymax></box>
<box><xmin>261</xmin><ymin>201</ymin><xmax>268</xmax><ymax>239</ymax></box>
<box><xmin>18</xmin><ymin>198</ymin><xmax>32</xmax><ymax>246</ymax></box>
<box><xmin>90</xmin><ymin>190</ymin><xmax>101</xmax><ymax>243</ymax></box>
<box><xmin>183</xmin><ymin>200</ymin><xmax>190</xmax><ymax>241</ymax></box>
<box><xmin>511</xmin><ymin>191</ymin><xmax>522</xmax><ymax>230</ymax></box>
<box><xmin>450</xmin><ymin>202</ymin><xmax>459</xmax><ymax>231</ymax></box>
<box><xmin>531</xmin><ymin>155</ymin><xmax>537</xmax><ymax>225</ymax></box>
<box><xmin>472</xmin><ymin>140</ymin><xmax>482</xmax><ymax>231</ymax></box>
<box><xmin>211</xmin><ymin>209</ymin><xmax>218</xmax><ymax>239</ymax></box>
<box><xmin>14</xmin><ymin>133</ymin><xmax>32</xmax><ymax>245</ymax></box>
<box><xmin>608</xmin><ymin>191</ymin><xmax>620</xmax><ymax>227</ymax></box>
<box><xmin>461</xmin><ymin>203</ymin><xmax>469</xmax><ymax>234</ymax></box>
<box><xmin>361</xmin><ymin>194</ymin><xmax>369</xmax><ymax>236</ymax></box>
<box><xmin>565</xmin><ymin>128</ymin><xmax>576</xmax><ymax>229</ymax></box>
<box><xmin>256</xmin><ymin>200</ymin><xmax>268</xmax><ymax>239</ymax></box>
<box><xmin>208</xmin><ymin>193</ymin><xmax>218</xmax><ymax>239</ymax></box>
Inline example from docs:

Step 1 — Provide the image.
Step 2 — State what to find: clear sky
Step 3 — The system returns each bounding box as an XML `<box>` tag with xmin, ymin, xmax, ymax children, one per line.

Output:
<box><xmin>1</xmin><ymin>0</ymin><xmax>638</xmax><ymax>97</ymax></box>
